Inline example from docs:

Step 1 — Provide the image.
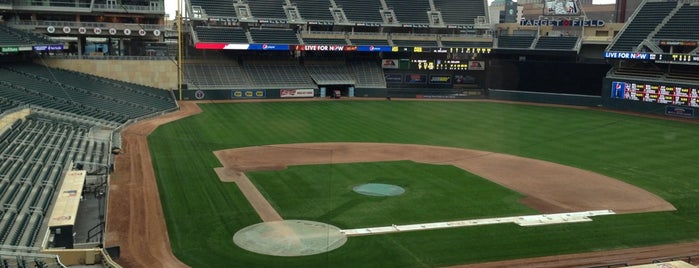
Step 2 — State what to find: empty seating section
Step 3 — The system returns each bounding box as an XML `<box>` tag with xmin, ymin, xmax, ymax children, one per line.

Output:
<box><xmin>666</xmin><ymin>65</ymin><xmax>699</xmax><ymax>82</ymax></box>
<box><xmin>0</xmin><ymin>79</ymin><xmax>128</xmax><ymax>123</ymax></box>
<box><xmin>293</xmin><ymin>0</ymin><xmax>334</xmax><ymax>21</ymax></box>
<box><xmin>190</xmin><ymin>0</ymin><xmax>236</xmax><ymax>18</ymax></box>
<box><xmin>392</xmin><ymin>39</ymin><xmax>438</xmax><ymax>47</ymax></box>
<box><xmin>384</xmin><ymin>0</ymin><xmax>430</xmax><ymax>23</ymax></box>
<box><xmin>0</xmin><ymin>99</ymin><xmax>19</xmax><ymax>114</ymax></box>
<box><xmin>1</xmin><ymin>25</ymin><xmax>52</xmax><ymax>45</ymax></box>
<box><xmin>613</xmin><ymin>67</ymin><xmax>663</xmax><ymax>78</ymax></box>
<box><xmin>441</xmin><ymin>41</ymin><xmax>493</xmax><ymax>47</ymax></box>
<box><xmin>0</xmin><ymin>116</ymin><xmax>106</xmax><ymax>248</ymax></box>
<box><xmin>182</xmin><ymin>59</ymin><xmax>390</xmax><ymax>89</ymax></box>
<box><xmin>0</xmin><ymin>64</ymin><xmax>176</xmax><ymax>124</ymax></box>
<box><xmin>0</xmin><ymin>25</ymin><xmax>32</xmax><ymax>46</ymax></box>
<box><xmin>247</xmin><ymin>0</ymin><xmax>287</xmax><ymax>19</ymax></box>
<box><xmin>334</xmin><ymin>0</ymin><xmax>383</xmax><ymax>22</ymax></box>
<box><xmin>608</xmin><ymin>1</ymin><xmax>676</xmax><ymax>51</ymax></box>
<box><xmin>0</xmin><ymin>254</ymin><xmax>61</xmax><ymax>268</ymax></box>
<box><xmin>433</xmin><ymin>0</ymin><xmax>485</xmax><ymax>25</ymax></box>
<box><xmin>349</xmin><ymin>61</ymin><xmax>386</xmax><ymax>88</ymax></box>
<box><xmin>654</xmin><ymin>4</ymin><xmax>699</xmax><ymax>41</ymax></box>
<box><xmin>303</xmin><ymin>37</ymin><xmax>347</xmax><ymax>45</ymax></box>
<box><xmin>244</xmin><ymin>63</ymin><xmax>315</xmax><ymax>88</ymax></box>
<box><xmin>184</xmin><ymin>64</ymin><xmax>251</xmax><ymax>89</ymax></box>
<box><xmin>350</xmin><ymin>38</ymin><xmax>390</xmax><ymax>45</ymax></box>
<box><xmin>249</xmin><ymin>28</ymin><xmax>299</xmax><ymax>44</ymax></box>
<box><xmin>535</xmin><ymin>36</ymin><xmax>579</xmax><ymax>50</ymax></box>
<box><xmin>195</xmin><ymin>27</ymin><xmax>248</xmax><ymax>43</ymax></box>
<box><xmin>497</xmin><ymin>35</ymin><xmax>535</xmax><ymax>49</ymax></box>
<box><xmin>306</xmin><ymin>65</ymin><xmax>356</xmax><ymax>85</ymax></box>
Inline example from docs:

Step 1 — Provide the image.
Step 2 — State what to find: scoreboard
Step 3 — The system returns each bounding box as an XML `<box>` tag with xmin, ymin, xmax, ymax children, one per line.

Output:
<box><xmin>611</xmin><ymin>81</ymin><xmax>699</xmax><ymax>107</ymax></box>
<box><xmin>604</xmin><ymin>52</ymin><xmax>699</xmax><ymax>65</ymax></box>
<box><xmin>410</xmin><ymin>59</ymin><xmax>468</xmax><ymax>70</ymax></box>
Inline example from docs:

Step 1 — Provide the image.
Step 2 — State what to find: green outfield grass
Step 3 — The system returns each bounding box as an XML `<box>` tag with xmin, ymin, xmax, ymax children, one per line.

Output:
<box><xmin>148</xmin><ymin>101</ymin><xmax>699</xmax><ymax>268</ymax></box>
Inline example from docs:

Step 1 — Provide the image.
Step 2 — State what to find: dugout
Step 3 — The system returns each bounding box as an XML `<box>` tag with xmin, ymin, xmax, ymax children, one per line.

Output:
<box><xmin>47</xmin><ymin>170</ymin><xmax>86</xmax><ymax>249</ymax></box>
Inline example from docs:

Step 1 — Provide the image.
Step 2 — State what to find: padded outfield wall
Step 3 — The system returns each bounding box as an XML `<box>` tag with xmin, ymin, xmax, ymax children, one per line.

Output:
<box><xmin>601</xmin><ymin>77</ymin><xmax>699</xmax><ymax>119</ymax></box>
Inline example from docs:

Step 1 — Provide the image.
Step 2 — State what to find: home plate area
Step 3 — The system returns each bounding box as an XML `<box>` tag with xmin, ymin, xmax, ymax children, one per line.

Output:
<box><xmin>340</xmin><ymin>210</ymin><xmax>616</xmax><ymax>236</ymax></box>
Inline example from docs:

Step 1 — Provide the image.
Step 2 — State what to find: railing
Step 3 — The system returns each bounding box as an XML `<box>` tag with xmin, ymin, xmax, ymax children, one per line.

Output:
<box><xmin>92</xmin><ymin>3</ymin><xmax>164</xmax><ymax>13</ymax></box>
<box><xmin>86</xmin><ymin>222</ymin><xmax>104</xmax><ymax>243</ymax></box>
<box><xmin>391</xmin><ymin>32</ymin><xmax>438</xmax><ymax>38</ymax></box>
<box><xmin>10</xmin><ymin>20</ymin><xmax>165</xmax><ymax>31</ymax></box>
<box><xmin>349</xmin><ymin>31</ymin><xmax>388</xmax><ymax>36</ymax></box>
<box><xmin>304</xmin><ymin>30</ymin><xmax>347</xmax><ymax>35</ymax></box>
<box><xmin>439</xmin><ymin>33</ymin><xmax>493</xmax><ymax>39</ymax></box>
<box><xmin>44</xmin><ymin>54</ymin><xmax>174</xmax><ymax>61</ymax></box>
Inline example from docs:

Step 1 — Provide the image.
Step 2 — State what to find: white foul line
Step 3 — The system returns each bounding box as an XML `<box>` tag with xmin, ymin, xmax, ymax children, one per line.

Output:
<box><xmin>341</xmin><ymin>210</ymin><xmax>615</xmax><ymax>237</ymax></box>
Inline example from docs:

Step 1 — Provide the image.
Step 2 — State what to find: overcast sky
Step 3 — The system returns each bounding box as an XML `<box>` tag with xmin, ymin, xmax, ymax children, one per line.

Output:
<box><xmin>164</xmin><ymin>0</ymin><xmax>617</xmax><ymax>19</ymax></box>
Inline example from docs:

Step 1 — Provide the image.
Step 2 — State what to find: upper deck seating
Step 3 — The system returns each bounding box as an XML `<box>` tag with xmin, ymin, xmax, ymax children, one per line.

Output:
<box><xmin>190</xmin><ymin>0</ymin><xmax>237</xmax><ymax>18</ymax></box>
<box><xmin>335</xmin><ymin>0</ymin><xmax>383</xmax><ymax>22</ymax></box>
<box><xmin>608</xmin><ymin>1</ymin><xmax>676</xmax><ymax>51</ymax></box>
<box><xmin>384</xmin><ymin>0</ymin><xmax>431</xmax><ymax>24</ymax></box>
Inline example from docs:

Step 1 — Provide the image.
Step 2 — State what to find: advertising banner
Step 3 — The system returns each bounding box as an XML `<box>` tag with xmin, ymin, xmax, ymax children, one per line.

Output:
<box><xmin>385</xmin><ymin>74</ymin><xmax>403</xmax><ymax>83</ymax></box>
<box><xmin>611</xmin><ymin>81</ymin><xmax>699</xmax><ymax>107</ymax></box>
<box><xmin>232</xmin><ymin>90</ymin><xmax>266</xmax><ymax>98</ymax></box>
<box><xmin>405</xmin><ymin>74</ymin><xmax>427</xmax><ymax>84</ymax></box>
<box><xmin>382</xmin><ymin>59</ymin><xmax>399</xmax><ymax>69</ymax></box>
<box><xmin>429</xmin><ymin>75</ymin><xmax>452</xmax><ymax>84</ymax></box>
<box><xmin>665</xmin><ymin>106</ymin><xmax>695</xmax><ymax>118</ymax></box>
<box><xmin>280</xmin><ymin>89</ymin><xmax>314</xmax><ymax>98</ymax></box>
<box><xmin>468</xmin><ymin>61</ymin><xmax>486</xmax><ymax>70</ymax></box>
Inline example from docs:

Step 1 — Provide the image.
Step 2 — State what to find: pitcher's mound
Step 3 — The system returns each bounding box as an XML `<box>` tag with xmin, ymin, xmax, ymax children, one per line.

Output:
<box><xmin>353</xmin><ymin>183</ymin><xmax>405</xmax><ymax>196</ymax></box>
<box><xmin>233</xmin><ymin>220</ymin><xmax>347</xmax><ymax>256</ymax></box>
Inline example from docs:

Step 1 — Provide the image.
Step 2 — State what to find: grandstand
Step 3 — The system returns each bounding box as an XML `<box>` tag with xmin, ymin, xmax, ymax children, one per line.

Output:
<box><xmin>303</xmin><ymin>37</ymin><xmax>349</xmax><ymax>45</ymax></box>
<box><xmin>293</xmin><ymin>0</ymin><xmax>334</xmax><ymax>22</ymax></box>
<box><xmin>496</xmin><ymin>35</ymin><xmax>536</xmax><ymax>49</ymax></box>
<box><xmin>607</xmin><ymin>1</ymin><xmax>677</xmax><ymax>52</ymax></box>
<box><xmin>194</xmin><ymin>27</ymin><xmax>249</xmax><ymax>43</ymax></box>
<box><xmin>334</xmin><ymin>0</ymin><xmax>384</xmax><ymax>23</ymax></box>
<box><xmin>190</xmin><ymin>0</ymin><xmax>237</xmax><ymax>18</ymax></box>
<box><xmin>249</xmin><ymin>28</ymin><xmax>300</xmax><ymax>44</ymax></box>
<box><xmin>433</xmin><ymin>0</ymin><xmax>486</xmax><ymax>25</ymax></box>
<box><xmin>246</xmin><ymin>0</ymin><xmax>287</xmax><ymax>20</ymax></box>
<box><xmin>0</xmin><ymin>60</ymin><xmax>176</xmax><ymax>266</ymax></box>
<box><xmin>653</xmin><ymin>4</ymin><xmax>699</xmax><ymax>41</ymax></box>
<box><xmin>534</xmin><ymin>36</ymin><xmax>579</xmax><ymax>50</ymax></box>
<box><xmin>244</xmin><ymin>62</ymin><xmax>316</xmax><ymax>89</ymax></box>
<box><xmin>384</xmin><ymin>0</ymin><xmax>431</xmax><ymax>24</ymax></box>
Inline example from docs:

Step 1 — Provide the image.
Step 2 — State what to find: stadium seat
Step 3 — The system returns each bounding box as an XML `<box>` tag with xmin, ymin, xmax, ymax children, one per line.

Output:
<box><xmin>608</xmin><ymin>1</ymin><xmax>677</xmax><ymax>51</ymax></box>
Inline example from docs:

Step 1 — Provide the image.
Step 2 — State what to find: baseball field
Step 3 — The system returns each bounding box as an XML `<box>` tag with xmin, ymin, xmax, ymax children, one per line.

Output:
<box><xmin>109</xmin><ymin>100</ymin><xmax>699</xmax><ymax>267</ymax></box>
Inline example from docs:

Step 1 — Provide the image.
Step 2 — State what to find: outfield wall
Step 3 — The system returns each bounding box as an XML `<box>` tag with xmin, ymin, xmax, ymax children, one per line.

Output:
<box><xmin>180</xmin><ymin>88</ymin><xmax>484</xmax><ymax>100</ymax></box>
<box><xmin>601</xmin><ymin>77</ymin><xmax>699</xmax><ymax>119</ymax></box>
<box><xmin>488</xmin><ymin>89</ymin><xmax>602</xmax><ymax>106</ymax></box>
<box><xmin>39</xmin><ymin>59</ymin><xmax>177</xmax><ymax>90</ymax></box>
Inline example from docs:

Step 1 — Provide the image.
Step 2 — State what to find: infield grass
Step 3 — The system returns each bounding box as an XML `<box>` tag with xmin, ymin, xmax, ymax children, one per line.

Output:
<box><xmin>247</xmin><ymin>161</ymin><xmax>537</xmax><ymax>227</ymax></box>
<box><xmin>148</xmin><ymin>100</ymin><xmax>699</xmax><ymax>268</ymax></box>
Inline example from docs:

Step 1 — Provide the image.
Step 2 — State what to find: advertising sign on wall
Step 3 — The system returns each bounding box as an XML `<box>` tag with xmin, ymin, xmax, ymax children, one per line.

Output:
<box><xmin>280</xmin><ymin>89</ymin><xmax>314</xmax><ymax>98</ymax></box>
<box><xmin>231</xmin><ymin>90</ymin><xmax>266</xmax><ymax>98</ymax></box>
